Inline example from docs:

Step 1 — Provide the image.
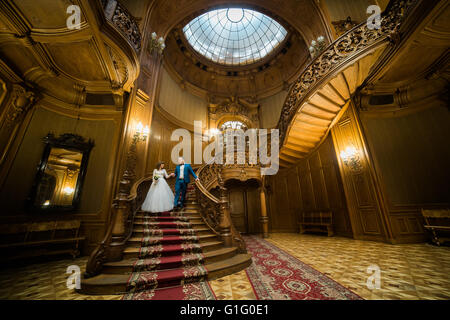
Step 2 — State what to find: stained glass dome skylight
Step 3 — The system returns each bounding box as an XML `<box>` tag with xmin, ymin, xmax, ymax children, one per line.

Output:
<box><xmin>183</xmin><ymin>8</ymin><xmax>288</xmax><ymax>66</ymax></box>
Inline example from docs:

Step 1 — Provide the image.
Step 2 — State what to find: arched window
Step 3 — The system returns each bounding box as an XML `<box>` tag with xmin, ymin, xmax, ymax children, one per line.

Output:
<box><xmin>220</xmin><ymin>120</ymin><xmax>248</xmax><ymax>131</ymax></box>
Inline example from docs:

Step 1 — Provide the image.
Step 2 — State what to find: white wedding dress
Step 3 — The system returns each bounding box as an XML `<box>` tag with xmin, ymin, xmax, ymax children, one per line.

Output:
<box><xmin>141</xmin><ymin>169</ymin><xmax>174</xmax><ymax>213</ymax></box>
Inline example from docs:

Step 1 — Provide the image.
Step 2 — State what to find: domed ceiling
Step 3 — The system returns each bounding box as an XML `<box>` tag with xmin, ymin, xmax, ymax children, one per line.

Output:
<box><xmin>162</xmin><ymin>5</ymin><xmax>312</xmax><ymax>101</ymax></box>
<box><xmin>183</xmin><ymin>8</ymin><xmax>287</xmax><ymax>66</ymax></box>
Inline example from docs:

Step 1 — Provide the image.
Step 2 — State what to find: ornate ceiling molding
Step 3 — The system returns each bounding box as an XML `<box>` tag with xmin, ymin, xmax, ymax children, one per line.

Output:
<box><xmin>151</xmin><ymin>0</ymin><xmax>333</xmax><ymax>101</ymax></box>
<box><xmin>0</xmin><ymin>0</ymin><xmax>141</xmax><ymax>112</ymax></box>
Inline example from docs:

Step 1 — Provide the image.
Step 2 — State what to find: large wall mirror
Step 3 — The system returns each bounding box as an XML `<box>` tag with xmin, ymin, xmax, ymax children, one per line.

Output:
<box><xmin>28</xmin><ymin>133</ymin><xmax>94</xmax><ymax>212</ymax></box>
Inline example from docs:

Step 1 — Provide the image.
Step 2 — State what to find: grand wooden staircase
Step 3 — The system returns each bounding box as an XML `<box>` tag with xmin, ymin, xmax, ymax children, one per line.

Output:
<box><xmin>79</xmin><ymin>175</ymin><xmax>251</xmax><ymax>295</ymax></box>
<box><xmin>78</xmin><ymin>0</ymin><xmax>424</xmax><ymax>296</ymax></box>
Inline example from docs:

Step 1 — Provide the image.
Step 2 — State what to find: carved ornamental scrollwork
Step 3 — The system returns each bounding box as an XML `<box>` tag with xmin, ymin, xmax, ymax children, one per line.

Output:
<box><xmin>276</xmin><ymin>0</ymin><xmax>418</xmax><ymax>146</ymax></box>
<box><xmin>0</xmin><ymin>84</ymin><xmax>36</xmax><ymax>166</ymax></box>
<box><xmin>332</xmin><ymin>17</ymin><xmax>359</xmax><ymax>37</ymax></box>
<box><xmin>195</xmin><ymin>158</ymin><xmax>247</xmax><ymax>253</ymax></box>
<box><xmin>3</xmin><ymin>85</ymin><xmax>35</xmax><ymax>128</ymax></box>
<box><xmin>103</xmin><ymin>0</ymin><xmax>142</xmax><ymax>51</ymax></box>
<box><xmin>209</xmin><ymin>96</ymin><xmax>260</xmax><ymax>129</ymax></box>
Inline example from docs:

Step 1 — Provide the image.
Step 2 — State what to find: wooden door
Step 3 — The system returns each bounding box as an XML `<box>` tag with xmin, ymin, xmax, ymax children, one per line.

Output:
<box><xmin>228</xmin><ymin>189</ymin><xmax>247</xmax><ymax>233</ymax></box>
<box><xmin>227</xmin><ymin>185</ymin><xmax>262</xmax><ymax>234</ymax></box>
<box><xmin>246</xmin><ymin>188</ymin><xmax>262</xmax><ymax>234</ymax></box>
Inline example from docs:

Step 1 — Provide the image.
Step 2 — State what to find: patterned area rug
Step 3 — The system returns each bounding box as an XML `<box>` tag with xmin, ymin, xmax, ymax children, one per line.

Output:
<box><xmin>244</xmin><ymin>235</ymin><xmax>363</xmax><ymax>300</ymax></box>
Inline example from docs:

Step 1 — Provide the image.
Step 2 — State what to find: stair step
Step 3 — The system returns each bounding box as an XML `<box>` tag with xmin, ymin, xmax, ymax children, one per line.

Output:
<box><xmin>127</xmin><ymin>234</ymin><xmax>218</xmax><ymax>245</ymax></box>
<box><xmin>132</xmin><ymin>225</ymin><xmax>209</xmax><ymax>237</ymax></box>
<box><xmin>130</xmin><ymin>226</ymin><xmax>211</xmax><ymax>236</ymax></box>
<box><xmin>135</xmin><ymin>214</ymin><xmax>201</xmax><ymax>221</ymax></box>
<box><xmin>137</xmin><ymin>209</ymin><xmax>200</xmax><ymax>215</ymax></box>
<box><xmin>78</xmin><ymin>253</ymin><xmax>252</xmax><ymax>295</ymax></box>
<box><xmin>102</xmin><ymin>247</ymin><xmax>238</xmax><ymax>274</ymax></box>
<box><xmin>133</xmin><ymin>220</ymin><xmax>205</xmax><ymax>227</ymax></box>
<box><xmin>134</xmin><ymin>216</ymin><xmax>203</xmax><ymax>223</ymax></box>
<box><xmin>122</xmin><ymin>240</ymin><xmax>223</xmax><ymax>259</ymax></box>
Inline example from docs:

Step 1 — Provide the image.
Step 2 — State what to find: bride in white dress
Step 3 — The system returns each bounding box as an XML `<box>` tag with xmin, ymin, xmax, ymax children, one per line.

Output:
<box><xmin>141</xmin><ymin>162</ymin><xmax>175</xmax><ymax>213</ymax></box>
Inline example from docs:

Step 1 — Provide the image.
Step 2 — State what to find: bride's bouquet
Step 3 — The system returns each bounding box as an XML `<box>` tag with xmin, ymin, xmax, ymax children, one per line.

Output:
<box><xmin>153</xmin><ymin>176</ymin><xmax>159</xmax><ymax>183</ymax></box>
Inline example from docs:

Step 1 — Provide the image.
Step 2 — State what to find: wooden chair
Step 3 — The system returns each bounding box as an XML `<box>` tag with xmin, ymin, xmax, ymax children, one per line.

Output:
<box><xmin>0</xmin><ymin>220</ymin><xmax>85</xmax><ymax>262</ymax></box>
<box><xmin>421</xmin><ymin>209</ymin><xmax>450</xmax><ymax>246</ymax></box>
<box><xmin>299</xmin><ymin>211</ymin><xmax>334</xmax><ymax>236</ymax></box>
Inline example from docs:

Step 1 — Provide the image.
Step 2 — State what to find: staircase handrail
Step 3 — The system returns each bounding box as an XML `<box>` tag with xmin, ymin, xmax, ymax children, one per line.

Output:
<box><xmin>195</xmin><ymin>154</ymin><xmax>247</xmax><ymax>253</ymax></box>
<box><xmin>276</xmin><ymin>0</ymin><xmax>420</xmax><ymax>146</ymax></box>
<box><xmin>85</xmin><ymin>167</ymin><xmax>176</xmax><ymax>277</ymax></box>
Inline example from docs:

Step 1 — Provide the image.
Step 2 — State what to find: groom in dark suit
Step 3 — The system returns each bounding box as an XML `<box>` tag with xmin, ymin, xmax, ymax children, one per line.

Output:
<box><xmin>174</xmin><ymin>157</ymin><xmax>198</xmax><ymax>209</ymax></box>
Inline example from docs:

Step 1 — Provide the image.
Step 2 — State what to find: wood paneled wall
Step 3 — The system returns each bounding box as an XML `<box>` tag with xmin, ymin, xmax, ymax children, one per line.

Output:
<box><xmin>267</xmin><ymin>135</ymin><xmax>352</xmax><ymax>236</ymax></box>
<box><xmin>259</xmin><ymin>90</ymin><xmax>288</xmax><ymax>129</ymax></box>
<box><xmin>227</xmin><ymin>181</ymin><xmax>262</xmax><ymax>234</ymax></box>
<box><xmin>331</xmin><ymin>103</ymin><xmax>390</xmax><ymax>242</ymax></box>
<box><xmin>0</xmin><ymin>103</ymin><xmax>122</xmax><ymax>253</ymax></box>
<box><xmin>359</xmin><ymin>103</ymin><xmax>450</xmax><ymax>243</ymax></box>
<box><xmin>322</xmin><ymin>0</ymin><xmax>382</xmax><ymax>23</ymax></box>
<box><xmin>145</xmin><ymin>106</ymin><xmax>206</xmax><ymax>174</ymax></box>
<box><xmin>158</xmin><ymin>66</ymin><xmax>207</xmax><ymax>128</ymax></box>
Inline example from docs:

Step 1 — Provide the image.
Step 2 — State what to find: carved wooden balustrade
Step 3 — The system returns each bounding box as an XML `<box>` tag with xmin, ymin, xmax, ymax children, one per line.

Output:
<box><xmin>85</xmin><ymin>166</ymin><xmax>180</xmax><ymax>277</ymax></box>
<box><xmin>276</xmin><ymin>0</ymin><xmax>420</xmax><ymax>146</ymax></box>
<box><xmin>102</xmin><ymin>0</ymin><xmax>142</xmax><ymax>52</ymax></box>
<box><xmin>195</xmin><ymin>157</ymin><xmax>247</xmax><ymax>254</ymax></box>
<box><xmin>85</xmin><ymin>174</ymin><xmax>153</xmax><ymax>277</ymax></box>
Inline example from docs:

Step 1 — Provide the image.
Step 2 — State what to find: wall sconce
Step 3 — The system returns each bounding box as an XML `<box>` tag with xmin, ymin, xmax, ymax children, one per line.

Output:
<box><xmin>309</xmin><ymin>35</ymin><xmax>326</xmax><ymax>58</ymax></box>
<box><xmin>209</xmin><ymin>128</ymin><xmax>220</xmax><ymax>138</ymax></box>
<box><xmin>148</xmin><ymin>32</ymin><xmax>166</xmax><ymax>55</ymax></box>
<box><xmin>340</xmin><ymin>146</ymin><xmax>362</xmax><ymax>171</ymax></box>
<box><xmin>64</xmin><ymin>186</ymin><xmax>75</xmax><ymax>195</ymax></box>
<box><xmin>134</xmin><ymin>121</ymin><xmax>149</xmax><ymax>143</ymax></box>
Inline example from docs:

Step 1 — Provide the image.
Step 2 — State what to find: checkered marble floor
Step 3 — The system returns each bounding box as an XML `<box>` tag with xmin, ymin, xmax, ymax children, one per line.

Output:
<box><xmin>1</xmin><ymin>233</ymin><xmax>449</xmax><ymax>300</ymax></box>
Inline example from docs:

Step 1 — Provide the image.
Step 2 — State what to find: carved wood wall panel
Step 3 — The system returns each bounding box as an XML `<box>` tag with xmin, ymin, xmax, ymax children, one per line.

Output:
<box><xmin>0</xmin><ymin>102</ymin><xmax>122</xmax><ymax>253</ymax></box>
<box><xmin>359</xmin><ymin>102</ymin><xmax>449</xmax><ymax>243</ymax></box>
<box><xmin>226</xmin><ymin>185</ymin><xmax>262</xmax><ymax>234</ymax></box>
<box><xmin>0</xmin><ymin>83</ymin><xmax>35</xmax><ymax>168</ymax></box>
<box><xmin>146</xmin><ymin>108</ymin><xmax>205</xmax><ymax>174</ymax></box>
<box><xmin>331</xmin><ymin>103</ymin><xmax>389</xmax><ymax>242</ymax></box>
<box><xmin>267</xmin><ymin>135</ymin><xmax>352</xmax><ymax>236</ymax></box>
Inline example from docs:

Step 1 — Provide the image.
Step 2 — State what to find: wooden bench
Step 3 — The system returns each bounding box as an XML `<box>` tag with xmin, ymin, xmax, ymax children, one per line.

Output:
<box><xmin>299</xmin><ymin>211</ymin><xmax>334</xmax><ymax>236</ymax></box>
<box><xmin>0</xmin><ymin>220</ymin><xmax>85</xmax><ymax>262</ymax></box>
<box><xmin>421</xmin><ymin>209</ymin><xmax>450</xmax><ymax>246</ymax></box>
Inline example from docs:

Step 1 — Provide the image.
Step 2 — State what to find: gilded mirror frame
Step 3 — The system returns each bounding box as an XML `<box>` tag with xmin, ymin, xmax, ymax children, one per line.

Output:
<box><xmin>27</xmin><ymin>133</ymin><xmax>94</xmax><ymax>213</ymax></box>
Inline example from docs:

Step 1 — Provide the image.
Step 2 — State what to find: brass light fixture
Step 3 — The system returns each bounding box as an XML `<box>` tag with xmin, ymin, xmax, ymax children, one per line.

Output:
<box><xmin>134</xmin><ymin>121</ymin><xmax>150</xmax><ymax>143</ymax></box>
<box><xmin>309</xmin><ymin>36</ymin><xmax>326</xmax><ymax>58</ymax></box>
<box><xmin>340</xmin><ymin>146</ymin><xmax>362</xmax><ymax>171</ymax></box>
<box><xmin>148</xmin><ymin>32</ymin><xmax>166</xmax><ymax>55</ymax></box>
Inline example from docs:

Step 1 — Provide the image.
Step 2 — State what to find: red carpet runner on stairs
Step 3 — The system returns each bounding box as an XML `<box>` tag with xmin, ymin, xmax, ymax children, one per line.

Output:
<box><xmin>122</xmin><ymin>210</ymin><xmax>215</xmax><ymax>300</ymax></box>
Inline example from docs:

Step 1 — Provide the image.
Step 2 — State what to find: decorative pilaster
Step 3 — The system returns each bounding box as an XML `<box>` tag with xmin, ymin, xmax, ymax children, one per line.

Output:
<box><xmin>0</xmin><ymin>84</ymin><xmax>36</xmax><ymax>167</ymax></box>
<box><xmin>331</xmin><ymin>102</ymin><xmax>393</xmax><ymax>242</ymax></box>
<box><xmin>217</xmin><ymin>172</ymin><xmax>232</xmax><ymax>247</ymax></box>
<box><xmin>109</xmin><ymin>127</ymin><xmax>145</xmax><ymax>259</ymax></box>
<box><xmin>259</xmin><ymin>186</ymin><xmax>269</xmax><ymax>238</ymax></box>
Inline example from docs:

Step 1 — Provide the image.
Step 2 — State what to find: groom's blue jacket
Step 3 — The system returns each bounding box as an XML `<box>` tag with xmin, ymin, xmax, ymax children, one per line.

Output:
<box><xmin>174</xmin><ymin>164</ymin><xmax>197</xmax><ymax>184</ymax></box>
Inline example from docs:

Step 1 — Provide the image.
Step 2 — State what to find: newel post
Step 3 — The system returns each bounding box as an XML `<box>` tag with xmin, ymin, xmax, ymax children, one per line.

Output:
<box><xmin>259</xmin><ymin>186</ymin><xmax>269</xmax><ymax>238</ymax></box>
<box><xmin>217</xmin><ymin>171</ymin><xmax>232</xmax><ymax>247</ymax></box>
<box><xmin>108</xmin><ymin>132</ymin><xmax>138</xmax><ymax>259</ymax></box>
<box><xmin>108</xmin><ymin>192</ymin><xmax>129</xmax><ymax>260</ymax></box>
